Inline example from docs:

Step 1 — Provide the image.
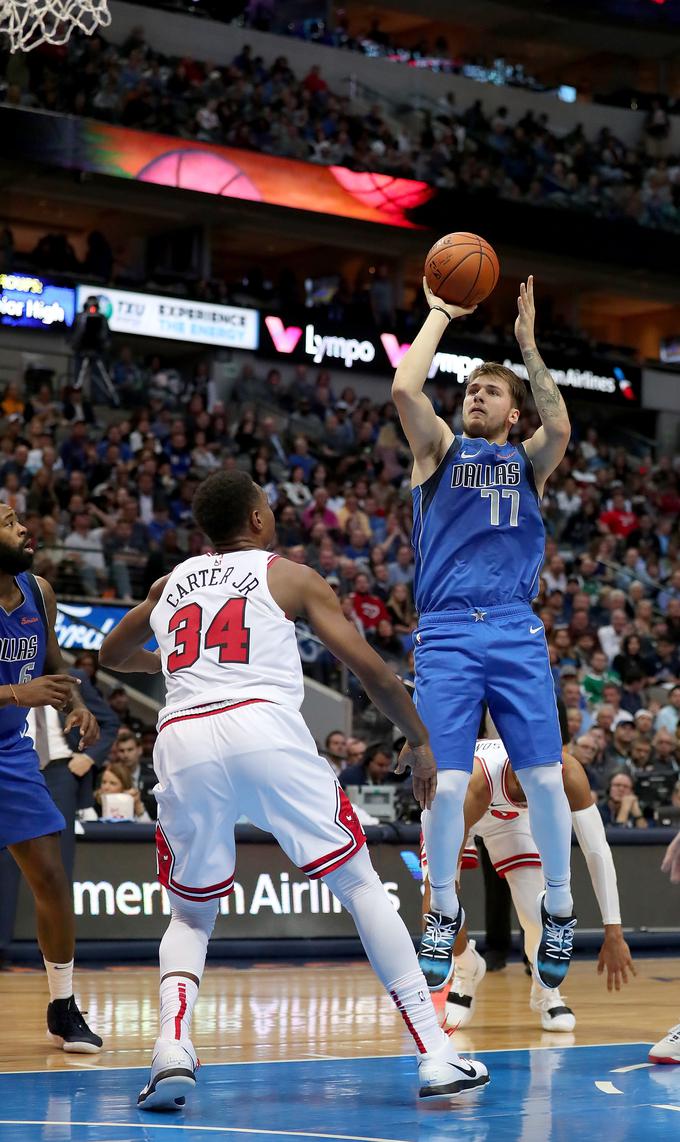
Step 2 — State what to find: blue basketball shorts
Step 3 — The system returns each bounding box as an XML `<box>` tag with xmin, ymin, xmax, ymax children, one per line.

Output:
<box><xmin>413</xmin><ymin>603</ymin><xmax>562</xmax><ymax>773</ymax></box>
<box><xmin>0</xmin><ymin>737</ymin><xmax>66</xmax><ymax>850</ymax></box>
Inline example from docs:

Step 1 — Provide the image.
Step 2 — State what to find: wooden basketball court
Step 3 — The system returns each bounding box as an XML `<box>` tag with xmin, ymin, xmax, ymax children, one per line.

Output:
<box><xmin>0</xmin><ymin>955</ymin><xmax>677</xmax><ymax>1141</ymax></box>
<box><xmin>0</xmin><ymin>955</ymin><xmax>675</xmax><ymax>1071</ymax></box>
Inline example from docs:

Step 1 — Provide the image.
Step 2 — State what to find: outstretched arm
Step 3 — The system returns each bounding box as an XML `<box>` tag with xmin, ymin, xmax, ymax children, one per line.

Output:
<box><xmin>563</xmin><ymin>752</ymin><xmax>635</xmax><ymax>991</ymax></box>
<box><xmin>268</xmin><ymin>558</ymin><xmax>437</xmax><ymax>809</ymax></box>
<box><xmin>99</xmin><ymin>577</ymin><xmax>167</xmax><ymax>673</ymax></box>
<box><xmin>391</xmin><ymin>279</ymin><xmax>474</xmax><ymax>479</ymax></box>
<box><xmin>516</xmin><ymin>277</ymin><xmax>571</xmax><ymax>494</ymax></box>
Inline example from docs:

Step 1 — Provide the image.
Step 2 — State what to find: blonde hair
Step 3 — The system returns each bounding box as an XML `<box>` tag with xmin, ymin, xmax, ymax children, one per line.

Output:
<box><xmin>467</xmin><ymin>362</ymin><xmax>526</xmax><ymax>412</ymax></box>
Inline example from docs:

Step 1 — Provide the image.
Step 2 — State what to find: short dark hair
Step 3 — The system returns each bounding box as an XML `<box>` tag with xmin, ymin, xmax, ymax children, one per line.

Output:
<box><xmin>192</xmin><ymin>471</ymin><xmax>261</xmax><ymax>544</ymax></box>
<box><xmin>608</xmin><ymin>769</ymin><xmax>633</xmax><ymax>792</ymax></box>
<box><xmin>467</xmin><ymin>361</ymin><xmax>527</xmax><ymax>412</ymax></box>
<box><xmin>364</xmin><ymin>741</ymin><xmax>393</xmax><ymax>764</ymax></box>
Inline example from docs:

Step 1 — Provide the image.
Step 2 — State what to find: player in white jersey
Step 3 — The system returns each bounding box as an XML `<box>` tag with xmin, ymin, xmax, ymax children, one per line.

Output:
<box><xmin>649</xmin><ymin>830</ymin><xmax>680</xmax><ymax>1064</ymax></box>
<box><xmin>421</xmin><ymin>731</ymin><xmax>634</xmax><ymax>1032</ymax></box>
<box><xmin>100</xmin><ymin>470</ymin><xmax>489</xmax><ymax>1109</ymax></box>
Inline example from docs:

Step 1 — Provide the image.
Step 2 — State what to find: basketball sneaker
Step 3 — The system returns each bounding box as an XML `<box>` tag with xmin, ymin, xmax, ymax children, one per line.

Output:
<box><xmin>529</xmin><ymin>980</ymin><xmax>576</xmax><ymax>1032</ymax></box>
<box><xmin>534</xmin><ymin>892</ymin><xmax>577</xmax><ymax>989</ymax></box>
<box><xmin>418</xmin><ymin>1040</ymin><xmax>489</xmax><ymax>1098</ymax></box>
<box><xmin>418</xmin><ymin>906</ymin><xmax>465</xmax><ymax>991</ymax></box>
<box><xmin>649</xmin><ymin>1022</ymin><xmax>680</xmax><ymax>1064</ymax></box>
<box><xmin>46</xmin><ymin>996</ymin><xmax>102</xmax><ymax>1053</ymax></box>
<box><xmin>444</xmin><ymin>939</ymin><xmax>486</xmax><ymax>1030</ymax></box>
<box><xmin>138</xmin><ymin>1038</ymin><xmax>199</xmax><ymax>1111</ymax></box>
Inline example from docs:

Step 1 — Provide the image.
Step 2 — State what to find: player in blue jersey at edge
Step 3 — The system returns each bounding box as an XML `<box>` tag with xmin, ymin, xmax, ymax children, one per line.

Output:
<box><xmin>392</xmin><ymin>275</ymin><xmax>576</xmax><ymax>993</ymax></box>
<box><xmin>0</xmin><ymin>504</ymin><xmax>102</xmax><ymax>1050</ymax></box>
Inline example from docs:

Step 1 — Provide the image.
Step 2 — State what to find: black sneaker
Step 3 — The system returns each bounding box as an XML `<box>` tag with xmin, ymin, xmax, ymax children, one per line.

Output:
<box><xmin>47</xmin><ymin>996</ymin><xmax>103</xmax><ymax>1053</ymax></box>
<box><xmin>534</xmin><ymin>892</ymin><xmax>577</xmax><ymax>989</ymax></box>
<box><xmin>418</xmin><ymin>906</ymin><xmax>465</xmax><ymax>990</ymax></box>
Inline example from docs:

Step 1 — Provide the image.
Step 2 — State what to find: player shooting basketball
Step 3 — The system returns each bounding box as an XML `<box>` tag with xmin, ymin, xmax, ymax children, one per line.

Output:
<box><xmin>391</xmin><ymin>275</ymin><xmax>575</xmax><ymax>995</ymax></box>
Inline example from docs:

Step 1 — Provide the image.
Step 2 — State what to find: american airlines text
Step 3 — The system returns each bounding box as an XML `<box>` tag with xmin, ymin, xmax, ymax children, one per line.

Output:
<box><xmin>71</xmin><ymin>873</ymin><xmax>401</xmax><ymax>919</ymax></box>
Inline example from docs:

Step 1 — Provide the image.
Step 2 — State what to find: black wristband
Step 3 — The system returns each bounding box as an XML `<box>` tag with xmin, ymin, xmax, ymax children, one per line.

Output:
<box><xmin>431</xmin><ymin>305</ymin><xmax>452</xmax><ymax>322</ymax></box>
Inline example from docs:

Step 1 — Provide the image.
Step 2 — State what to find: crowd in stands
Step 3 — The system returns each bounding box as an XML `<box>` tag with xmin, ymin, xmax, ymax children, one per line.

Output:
<box><xmin>2</xmin><ymin>26</ymin><xmax>680</xmax><ymax>234</ymax></box>
<box><xmin>243</xmin><ymin>6</ymin><xmax>546</xmax><ymax>93</ymax></box>
<box><xmin>1</xmin><ymin>340</ymin><xmax>680</xmax><ymax>824</ymax></box>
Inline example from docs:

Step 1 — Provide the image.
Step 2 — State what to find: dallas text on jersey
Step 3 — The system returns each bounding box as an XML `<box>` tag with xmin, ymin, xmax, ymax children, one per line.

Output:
<box><xmin>451</xmin><ymin>461</ymin><xmax>521</xmax><ymax>490</ymax></box>
<box><xmin>0</xmin><ymin>633</ymin><xmax>39</xmax><ymax>662</ymax></box>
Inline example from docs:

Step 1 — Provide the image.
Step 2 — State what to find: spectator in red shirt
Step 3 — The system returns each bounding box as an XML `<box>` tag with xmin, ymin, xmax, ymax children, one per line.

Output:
<box><xmin>351</xmin><ymin>572</ymin><xmax>390</xmax><ymax>632</ymax></box>
<box><xmin>599</xmin><ymin>489</ymin><xmax>638</xmax><ymax>538</ymax></box>
<box><xmin>303</xmin><ymin>65</ymin><xmax>328</xmax><ymax>95</ymax></box>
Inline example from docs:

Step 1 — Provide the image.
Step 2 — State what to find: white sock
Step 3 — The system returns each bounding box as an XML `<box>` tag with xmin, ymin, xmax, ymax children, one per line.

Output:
<box><xmin>324</xmin><ymin>848</ymin><xmax>448</xmax><ymax>1057</ymax></box>
<box><xmin>159</xmin><ymin>976</ymin><xmax>199</xmax><ymax>1044</ymax></box>
<box><xmin>44</xmin><ymin>958</ymin><xmax>73</xmax><ymax>1001</ymax></box>
<box><xmin>388</xmin><ymin>970</ymin><xmax>449</xmax><ymax>1056</ymax></box>
<box><xmin>517</xmin><ymin>763</ymin><xmax>573</xmax><ymax>917</ymax></box>
<box><xmin>421</xmin><ymin>769</ymin><xmax>469</xmax><ymax>918</ymax></box>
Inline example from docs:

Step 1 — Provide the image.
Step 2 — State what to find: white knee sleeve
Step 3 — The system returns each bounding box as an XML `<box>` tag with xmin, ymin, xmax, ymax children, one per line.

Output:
<box><xmin>159</xmin><ymin>891</ymin><xmax>219</xmax><ymax>981</ymax></box>
<box><xmin>324</xmin><ymin>847</ymin><xmax>422</xmax><ymax>989</ymax></box>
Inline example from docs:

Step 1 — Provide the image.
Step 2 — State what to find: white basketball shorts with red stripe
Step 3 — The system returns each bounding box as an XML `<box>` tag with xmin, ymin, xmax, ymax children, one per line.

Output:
<box><xmin>153</xmin><ymin>699</ymin><xmax>365</xmax><ymax>901</ymax></box>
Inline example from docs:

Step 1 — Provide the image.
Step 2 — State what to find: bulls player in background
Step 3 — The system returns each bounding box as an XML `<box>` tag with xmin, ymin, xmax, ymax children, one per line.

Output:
<box><xmin>0</xmin><ymin>504</ymin><xmax>101</xmax><ymax>1051</ymax></box>
<box><xmin>392</xmin><ymin>275</ymin><xmax>576</xmax><ymax>995</ymax></box>
<box><xmin>100</xmin><ymin>470</ymin><xmax>489</xmax><ymax>1110</ymax></box>
<box><xmin>421</xmin><ymin>710</ymin><xmax>634</xmax><ymax>1034</ymax></box>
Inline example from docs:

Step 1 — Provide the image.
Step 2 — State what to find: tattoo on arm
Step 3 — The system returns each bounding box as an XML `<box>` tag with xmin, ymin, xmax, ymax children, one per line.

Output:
<box><xmin>522</xmin><ymin>346</ymin><xmax>568</xmax><ymax>423</ymax></box>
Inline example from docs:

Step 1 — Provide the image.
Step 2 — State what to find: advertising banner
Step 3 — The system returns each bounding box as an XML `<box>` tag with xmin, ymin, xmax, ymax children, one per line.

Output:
<box><xmin>0</xmin><ymin>273</ymin><xmax>75</xmax><ymax>330</ymax></box>
<box><xmin>13</xmin><ymin>835</ymin><xmax>676</xmax><ymax>943</ymax></box>
<box><xmin>56</xmin><ymin>601</ymin><xmax>157</xmax><ymax>652</ymax></box>
<box><xmin>261</xmin><ymin>315</ymin><xmax>642</xmax><ymax>405</ymax></box>
<box><xmin>75</xmin><ymin>285</ymin><xmax>259</xmax><ymax>350</ymax></box>
<box><xmin>1</xmin><ymin>108</ymin><xmax>432</xmax><ymax>230</ymax></box>
<box><xmin>14</xmin><ymin>839</ymin><xmax>425</xmax><ymax>941</ymax></box>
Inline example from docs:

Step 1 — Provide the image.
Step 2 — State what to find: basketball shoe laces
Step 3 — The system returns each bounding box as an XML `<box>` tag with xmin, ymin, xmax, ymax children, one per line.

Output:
<box><xmin>420</xmin><ymin>913</ymin><xmax>458</xmax><ymax>961</ymax></box>
<box><xmin>543</xmin><ymin>914</ymin><xmax>577</xmax><ymax>962</ymax></box>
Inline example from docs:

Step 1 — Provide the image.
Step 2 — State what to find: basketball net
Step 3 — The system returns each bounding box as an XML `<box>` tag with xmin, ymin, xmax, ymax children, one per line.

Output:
<box><xmin>0</xmin><ymin>0</ymin><xmax>111</xmax><ymax>52</ymax></box>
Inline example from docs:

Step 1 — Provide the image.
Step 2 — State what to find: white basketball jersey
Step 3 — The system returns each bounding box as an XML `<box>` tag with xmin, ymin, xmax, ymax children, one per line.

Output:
<box><xmin>150</xmin><ymin>550</ymin><xmax>304</xmax><ymax>721</ymax></box>
<box><xmin>473</xmin><ymin>737</ymin><xmax>527</xmax><ymax>835</ymax></box>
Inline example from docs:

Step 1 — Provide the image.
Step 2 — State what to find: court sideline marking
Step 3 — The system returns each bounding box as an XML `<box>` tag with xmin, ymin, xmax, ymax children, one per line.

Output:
<box><xmin>0</xmin><ymin>1041</ymin><xmax>653</xmax><ymax>1077</ymax></box>
<box><xmin>0</xmin><ymin>1123</ymin><xmax>409</xmax><ymax>1141</ymax></box>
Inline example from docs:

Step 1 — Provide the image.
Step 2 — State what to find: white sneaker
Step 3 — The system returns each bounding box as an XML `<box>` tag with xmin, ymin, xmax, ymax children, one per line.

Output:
<box><xmin>529</xmin><ymin>982</ymin><xmax>576</xmax><ymax>1032</ymax></box>
<box><xmin>649</xmin><ymin>1022</ymin><xmax>680</xmax><ymax>1064</ymax></box>
<box><xmin>444</xmin><ymin>939</ymin><xmax>487</xmax><ymax>1030</ymax></box>
<box><xmin>418</xmin><ymin>1041</ymin><xmax>489</xmax><ymax>1098</ymax></box>
<box><xmin>138</xmin><ymin>1038</ymin><xmax>198</xmax><ymax>1111</ymax></box>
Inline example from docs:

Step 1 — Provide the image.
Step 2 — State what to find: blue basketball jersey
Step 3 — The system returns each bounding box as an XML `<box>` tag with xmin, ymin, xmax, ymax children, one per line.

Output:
<box><xmin>411</xmin><ymin>436</ymin><xmax>545</xmax><ymax>613</ymax></box>
<box><xmin>0</xmin><ymin>572</ymin><xmax>47</xmax><ymax>747</ymax></box>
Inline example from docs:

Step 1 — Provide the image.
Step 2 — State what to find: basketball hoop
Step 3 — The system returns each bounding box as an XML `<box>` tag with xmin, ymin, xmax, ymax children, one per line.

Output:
<box><xmin>0</xmin><ymin>0</ymin><xmax>111</xmax><ymax>53</ymax></box>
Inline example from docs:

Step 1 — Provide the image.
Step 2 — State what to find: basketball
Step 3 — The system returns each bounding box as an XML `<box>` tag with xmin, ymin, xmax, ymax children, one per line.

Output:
<box><xmin>424</xmin><ymin>232</ymin><xmax>500</xmax><ymax>308</ymax></box>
